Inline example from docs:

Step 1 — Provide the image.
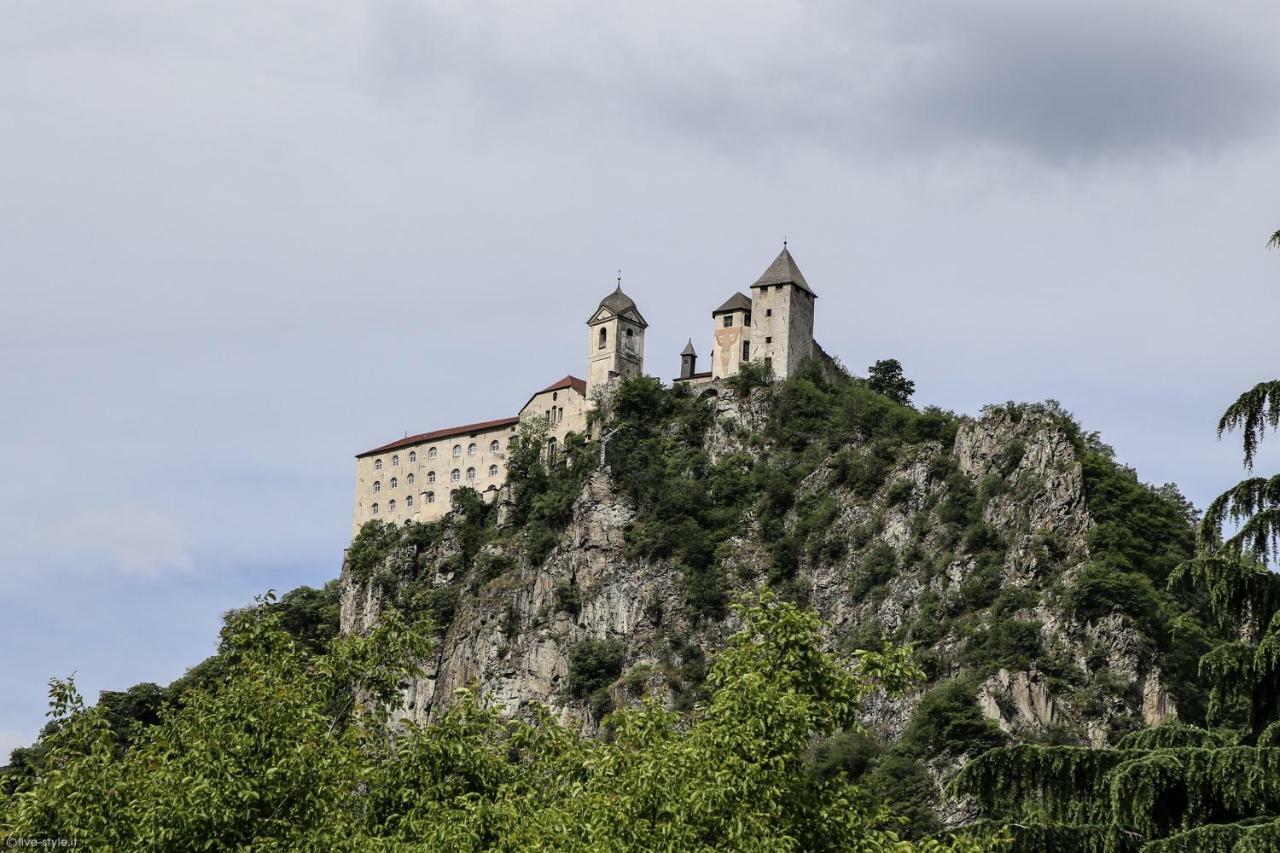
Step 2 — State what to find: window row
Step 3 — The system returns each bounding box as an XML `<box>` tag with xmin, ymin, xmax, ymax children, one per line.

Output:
<box><xmin>372</xmin><ymin>440</ymin><xmax>503</xmax><ymax>470</ymax></box>
<box><xmin>369</xmin><ymin>480</ymin><xmax>497</xmax><ymax>516</ymax></box>
<box><xmin>371</xmin><ymin>465</ymin><xmax>499</xmax><ymax>492</ymax></box>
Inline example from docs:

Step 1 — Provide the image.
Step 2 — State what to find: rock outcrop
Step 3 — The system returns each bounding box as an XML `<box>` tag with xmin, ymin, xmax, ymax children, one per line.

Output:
<box><xmin>341</xmin><ymin>393</ymin><xmax>1180</xmax><ymax>761</ymax></box>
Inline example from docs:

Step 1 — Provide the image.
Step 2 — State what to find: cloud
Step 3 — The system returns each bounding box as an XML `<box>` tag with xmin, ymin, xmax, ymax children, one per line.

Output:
<box><xmin>361</xmin><ymin>0</ymin><xmax>1280</xmax><ymax>165</ymax></box>
<box><xmin>881</xmin><ymin>2</ymin><xmax>1280</xmax><ymax>164</ymax></box>
<box><xmin>58</xmin><ymin>509</ymin><xmax>195</xmax><ymax>579</ymax></box>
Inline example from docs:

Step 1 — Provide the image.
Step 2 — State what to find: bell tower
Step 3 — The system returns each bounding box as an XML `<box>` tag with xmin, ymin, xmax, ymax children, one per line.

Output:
<box><xmin>586</xmin><ymin>278</ymin><xmax>647</xmax><ymax>399</ymax></box>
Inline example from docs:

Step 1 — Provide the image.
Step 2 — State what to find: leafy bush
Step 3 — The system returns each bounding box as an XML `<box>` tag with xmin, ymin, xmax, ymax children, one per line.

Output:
<box><xmin>939</xmin><ymin>473</ymin><xmax>980</xmax><ymax>526</ymax></box>
<box><xmin>568</xmin><ymin>639</ymin><xmax>626</xmax><ymax>716</ymax></box>
<box><xmin>554</xmin><ymin>580</ymin><xmax>582</xmax><ymax>616</ymax></box>
<box><xmin>898</xmin><ymin>678</ymin><xmax>1006</xmax><ymax>759</ymax></box>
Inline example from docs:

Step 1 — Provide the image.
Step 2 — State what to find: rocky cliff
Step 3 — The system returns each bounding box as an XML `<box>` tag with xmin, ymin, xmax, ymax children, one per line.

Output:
<box><xmin>340</xmin><ymin>372</ymin><xmax>1205</xmax><ymax>821</ymax></box>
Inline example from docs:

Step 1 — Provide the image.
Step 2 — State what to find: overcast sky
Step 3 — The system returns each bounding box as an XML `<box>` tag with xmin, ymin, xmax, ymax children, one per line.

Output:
<box><xmin>2</xmin><ymin>0</ymin><xmax>1279</xmax><ymax>757</ymax></box>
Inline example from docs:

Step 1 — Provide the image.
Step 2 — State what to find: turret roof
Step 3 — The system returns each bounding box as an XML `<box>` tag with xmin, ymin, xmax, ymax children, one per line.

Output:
<box><xmin>589</xmin><ymin>285</ymin><xmax>649</xmax><ymax>327</ymax></box>
<box><xmin>681</xmin><ymin>339</ymin><xmax>697</xmax><ymax>356</ymax></box>
<box><xmin>712</xmin><ymin>292</ymin><xmax>753</xmax><ymax>315</ymax></box>
<box><xmin>751</xmin><ymin>247</ymin><xmax>815</xmax><ymax>297</ymax></box>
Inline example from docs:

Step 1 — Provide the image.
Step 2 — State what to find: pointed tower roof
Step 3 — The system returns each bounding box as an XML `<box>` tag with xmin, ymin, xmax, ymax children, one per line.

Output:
<box><xmin>712</xmin><ymin>291</ymin><xmax>753</xmax><ymax>315</ymax></box>
<box><xmin>681</xmin><ymin>338</ymin><xmax>697</xmax><ymax>356</ymax></box>
<box><xmin>589</xmin><ymin>285</ymin><xmax>649</xmax><ymax>327</ymax></box>
<box><xmin>751</xmin><ymin>247</ymin><xmax>815</xmax><ymax>297</ymax></box>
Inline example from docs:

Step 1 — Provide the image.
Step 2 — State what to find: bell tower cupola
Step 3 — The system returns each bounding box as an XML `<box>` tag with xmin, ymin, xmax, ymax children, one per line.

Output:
<box><xmin>586</xmin><ymin>277</ymin><xmax>647</xmax><ymax>399</ymax></box>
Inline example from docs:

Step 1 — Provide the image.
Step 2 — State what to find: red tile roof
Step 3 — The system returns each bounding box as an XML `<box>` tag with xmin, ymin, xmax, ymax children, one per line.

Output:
<box><xmin>521</xmin><ymin>375</ymin><xmax>587</xmax><ymax>412</ymax></box>
<box><xmin>538</xmin><ymin>375</ymin><xmax>587</xmax><ymax>395</ymax></box>
<box><xmin>356</xmin><ymin>416</ymin><xmax>520</xmax><ymax>458</ymax></box>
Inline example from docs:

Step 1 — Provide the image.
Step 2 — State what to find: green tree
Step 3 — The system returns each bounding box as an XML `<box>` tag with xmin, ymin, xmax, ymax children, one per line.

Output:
<box><xmin>1</xmin><ymin>591</ymin><xmax>988</xmax><ymax>851</ymax></box>
<box><xmin>867</xmin><ymin>359</ymin><xmax>916</xmax><ymax>405</ymax></box>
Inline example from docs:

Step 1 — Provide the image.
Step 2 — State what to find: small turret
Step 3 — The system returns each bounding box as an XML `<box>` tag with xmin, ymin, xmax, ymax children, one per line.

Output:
<box><xmin>680</xmin><ymin>339</ymin><xmax>698</xmax><ymax>379</ymax></box>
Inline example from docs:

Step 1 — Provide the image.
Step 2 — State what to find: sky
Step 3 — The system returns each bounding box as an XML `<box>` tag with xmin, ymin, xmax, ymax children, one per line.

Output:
<box><xmin>2</xmin><ymin>0</ymin><xmax>1279</xmax><ymax>757</ymax></box>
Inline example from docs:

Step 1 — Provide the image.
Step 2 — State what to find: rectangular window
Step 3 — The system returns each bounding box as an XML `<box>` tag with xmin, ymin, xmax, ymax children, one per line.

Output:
<box><xmin>741</xmin><ymin>341</ymin><xmax>750</xmax><ymax>361</ymax></box>
<box><xmin>765</xmin><ymin>336</ymin><xmax>772</xmax><ymax>344</ymax></box>
<box><xmin>765</xmin><ymin>308</ymin><xmax>772</xmax><ymax>317</ymax></box>
<box><xmin>723</xmin><ymin>315</ymin><xmax>733</xmax><ymax>327</ymax></box>
<box><xmin>744</xmin><ymin>312</ymin><xmax>752</xmax><ymax>327</ymax></box>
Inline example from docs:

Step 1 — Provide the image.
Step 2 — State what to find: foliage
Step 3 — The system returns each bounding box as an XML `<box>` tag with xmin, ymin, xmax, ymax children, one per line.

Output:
<box><xmin>567</xmin><ymin>638</ymin><xmax>626</xmax><ymax>716</ymax></box>
<box><xmin>725</xmin><ymin>358</ymin><xmax>775</xmax><ymax>393</ymax></box>
<box><xmin>506</xmin><ymin>418</ymin><xmax>596</xmax><ymax>564</ymax></box>
<box><xmin>898</xmin><ymin>678</ymin><xmax>1006</xmax><ymax>759</ymax></box>
<box><xmin>0</xmin><ymin>591</ymin><xmax>986</xmax><ymax>852</ymax></box>
<box><xmin>867</xmin><ymin>358</ymin><xmax>916</xmax><ymax>405</ymax></box>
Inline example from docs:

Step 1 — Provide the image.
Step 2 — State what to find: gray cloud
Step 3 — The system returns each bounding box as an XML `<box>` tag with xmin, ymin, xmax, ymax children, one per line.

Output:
<box><xmin>363</xmin><ymin>1</ymin><xmax>1280</xmax><ymax>164</ymax></box>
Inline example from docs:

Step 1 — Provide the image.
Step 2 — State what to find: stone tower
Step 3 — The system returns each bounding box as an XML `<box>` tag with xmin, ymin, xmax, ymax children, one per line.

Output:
<box><xmin>586</xmin><ymin>284</ymin><xmax>648</xmax><ymax>398</ymax></box>
<box><xmin>710</xmin><ymin>291</ymin><xmax>753</xmax><ymax>379</ymax></box>
<box><xmin>747</xmin><ymin>247</ymin><xmax>815</xmax><ymax>380</ymax></box>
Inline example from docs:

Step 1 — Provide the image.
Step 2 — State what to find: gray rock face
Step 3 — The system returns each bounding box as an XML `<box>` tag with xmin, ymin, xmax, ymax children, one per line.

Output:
<box><xmin>341</xmin><ymin>396</ymin><xmax>1178</xmax><ymax>756</ymax></box>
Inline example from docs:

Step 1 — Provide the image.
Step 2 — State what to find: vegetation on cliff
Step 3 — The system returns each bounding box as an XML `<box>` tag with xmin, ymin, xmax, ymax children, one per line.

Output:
<box><xmin>956</xmin><ymin>377</ymin><xmax>1280</xmax><ymax>851</ymax></box>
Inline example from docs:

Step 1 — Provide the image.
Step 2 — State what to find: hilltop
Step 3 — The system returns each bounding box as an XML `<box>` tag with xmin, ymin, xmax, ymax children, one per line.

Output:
<box><xmin>339</xmin><ymin>359</ymin><xmax>1215</xmax><ymax>831</ymax></box>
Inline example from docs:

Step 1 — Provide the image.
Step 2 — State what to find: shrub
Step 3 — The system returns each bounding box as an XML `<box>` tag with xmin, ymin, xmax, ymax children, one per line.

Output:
<box><xmin>886</xmin><ymin>478</ymin><xmax>914</xmax><ymax>507</ymax></box>
<box><xmin>833</xmin><ymin>446</ymin><xmax>892</xmax><ymax>498</ymax></box>
<box><xmin>568</xmin><ymin>639</ymin><xmax>626</xmax><ymax>716</ymax></box>
<box><xmin>725</xmin><ymin>359</ymin><xmax>774</xmax><ymax>394</ymax></box>
<box><xmin>938</xmin><ymin>473</ymin><xmax>980</xmax><ymax>526</ymax></box>
<box><xmin>554</xmin><ymin>580</ymin><xmax>582</xmax><ymax>617</ymax></box>
<box><xmin>898</xmin><ymin>678</ymin><xmax>1006</xmax><ymax>758</ymax></box>
<box><xmin>850</xmin><ymin>542</ymin><xmax>898</xmax><ymax>598</ymax></box>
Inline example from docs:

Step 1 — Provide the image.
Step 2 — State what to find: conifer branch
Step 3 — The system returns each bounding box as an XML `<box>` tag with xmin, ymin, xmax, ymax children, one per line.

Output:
<box><xmin>1217</xmin><ymin>382</ymin><xmax>1280</xmax><ymax>470</ymax></box>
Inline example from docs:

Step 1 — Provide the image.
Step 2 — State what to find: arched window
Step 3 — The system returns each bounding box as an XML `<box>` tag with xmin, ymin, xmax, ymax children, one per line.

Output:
<box><xmin>466</xmin><ymin>467</ymin><xmax>476</xmax><ymax>480</ymax></box>
<box><xmin>405</xmin><ymin>494</ymin><xmax>414</xmax><ymax>508</ymax></box>
<box><xmin>489</xmin><ymin>464</ymin><xmax>498</xmax><ymax>477</ymax></box>
<box><xmin>374</xmin><ymin>458</ymin><xmax>383</xmax><ymax>470</ymax></box>
<box><xmin>426</xmin><ymin>491</ymin><xmax>435</xmax><ymax>504</ymax></box>
<box><xmin>552</xmin><ymin>391</ymin><xmax>558</xmax><ymax>401</ymax></box>
<box><xmin>427</xmin><ymin>471</ymin><xmax>436</xmax><ymax>483</ymax></box>
<box><xmin>547</xmin><ymin>437</ymin><xmax>558</xmax><ymax>465</ymax></box>
<box><xmin>558</xmin><ymin>407</ymin><xmax>564</xmax><ymax>422</ymax></box>
<box><xmin>490</xmin><ymin>440</ymin><xmax>500</xmax><ymax>452</ymax></box>
<box><xmin>389</xmin><ymin>477</ymin><xmax>398</xmax><ymax>489</ymax></box>
<box><xmin>467</xmin><ymin>442</ymin><xmax>477</xmax><ymax>455</ymax></box>
<box><xmin>388</xmin><ymin>499</ymin><xmax>396</xmax><ymax>512</ymax></box>
<box><xmin>428</xmin><ymin>447</ymin><xmax>438</xmax><ymax>459</ymax></box>
<box><xmin>391</xmin><ymin>455</ymin><xmax>399</xmax><ymax>466</ymax></box>
<box><xmin>451</xmin><ymin>469</ymin><xmax>461</xmax><ymax>482</ymax></box>
<box><xmin>598</xmin><ymin>327</ymin><xmax>607</xmax><ymax>349</ymax></box>
<box><xmin>406</xmin><ymin>473</ymin><xmax>415</xmax><ymax>486</ymax></box>
<box><xmin>408</xmin><ymin>451</ymin><xmax>416</xmax><ymax>463</ymax></box>
<box><xmin>373</xmin><ymin>481</ymin><xmax>381</xmax><ymax>493</ymax></box>
<box><xmin>452</xmin><ymin>445</ymin><xmax>462</xmax><ymax>457</ymax></box>
<box><xmin>371</xmin><ymin>502</ymin><xmax>379</xmax><ymax>515</ymax></box>
<box><xmin>625</xmin><ymin>328</ymin><xmax>635</xmax><ymax>350</ymax></box>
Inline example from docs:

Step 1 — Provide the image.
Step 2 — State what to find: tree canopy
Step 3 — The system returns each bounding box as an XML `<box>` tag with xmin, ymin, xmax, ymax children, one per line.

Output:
<box><xmin>1</xmin><ymin>591</ymin><xmax>987</xmax><ymax>851</ymax></box>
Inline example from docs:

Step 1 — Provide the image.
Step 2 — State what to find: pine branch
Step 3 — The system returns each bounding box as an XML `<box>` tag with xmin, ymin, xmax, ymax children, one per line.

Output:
<box><xmin>1218</xmin><ymin>381</ymin><xmax>1280</xmax><ymax>470</ymax></box>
